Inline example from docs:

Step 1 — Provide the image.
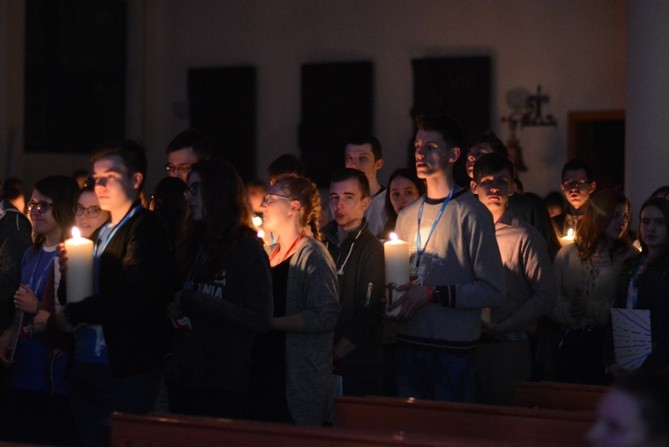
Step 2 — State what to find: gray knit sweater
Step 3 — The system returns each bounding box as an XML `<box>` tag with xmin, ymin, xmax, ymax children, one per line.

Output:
<box><xmin>284</xmin><ymin>237</ymin><xmax>341</xmax><ymax>425</ymax></box>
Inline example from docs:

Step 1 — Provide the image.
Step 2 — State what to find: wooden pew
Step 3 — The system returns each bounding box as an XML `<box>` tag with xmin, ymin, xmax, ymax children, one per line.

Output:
<box><xmin>513</xmin><ymin>381</ymin><xmax>607</xmax><ymax>412</ymax></box>
<box><xmin>333</xmin><ymin>396</ymin><xmax>595</xmax><ymax>447</ymax></box>
<box><xmin>111</xmin><ymin>412</ymin><xmax>521</xmax><ymax>447</ymax></box>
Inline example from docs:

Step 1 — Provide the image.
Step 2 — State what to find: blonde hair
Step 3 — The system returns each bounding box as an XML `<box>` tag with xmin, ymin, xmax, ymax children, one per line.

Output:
<box><xmin>274</xmin><ymin>175</ymin><xmax>322</xmax><ymax>241</ymax></box>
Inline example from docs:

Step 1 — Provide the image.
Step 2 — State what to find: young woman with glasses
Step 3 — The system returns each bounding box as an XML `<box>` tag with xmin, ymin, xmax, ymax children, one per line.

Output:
<box><xmin>166</xmin><ymin>159</ymin><xmax>272</xmax><ymax>418</ymax></box>
<box><xmin>247</xmin><ymin>174</ymin><xmax>340</xmax><ymax>425</ymax></box>
<box><xmin>0</xmin><ymin>175</ymin><xmax>79</xmax><ymax>445</ymax></box>
<box><xmin>74</xmin><ymin>183</ymin><xmax>111</xmax><ymax>239</ymax></box>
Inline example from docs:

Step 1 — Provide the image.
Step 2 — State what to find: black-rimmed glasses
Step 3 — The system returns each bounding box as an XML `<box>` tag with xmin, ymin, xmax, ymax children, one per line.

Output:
<box><xmin>166</xmin><ymin>163</ymin><xmax>193</xmax><ymax>177</ymax></box>
<box><xmin>74</xmin><ymin>205</ymin><xmax>103</xmax><ymax>218</ymax></box>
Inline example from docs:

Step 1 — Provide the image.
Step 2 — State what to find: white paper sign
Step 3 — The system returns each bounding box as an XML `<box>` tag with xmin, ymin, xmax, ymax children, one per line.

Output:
<box><xmin>611</xmin><ymin>308</ymin><xmax>651</xmax><ymax>371</ymax></box>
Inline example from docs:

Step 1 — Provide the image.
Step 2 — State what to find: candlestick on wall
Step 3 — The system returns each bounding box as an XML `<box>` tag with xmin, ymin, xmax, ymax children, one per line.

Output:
<box><xmin>501</xmin><ymin>85</ymin><xmax>557</xmax><ymax>172</ymax></box>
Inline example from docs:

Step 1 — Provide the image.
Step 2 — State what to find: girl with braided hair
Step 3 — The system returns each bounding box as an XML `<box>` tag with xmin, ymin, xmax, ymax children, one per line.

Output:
<box><xmin>247</xmin><ymin>174</ymin><xmax>340</xmax><ymax>425</ymax></box>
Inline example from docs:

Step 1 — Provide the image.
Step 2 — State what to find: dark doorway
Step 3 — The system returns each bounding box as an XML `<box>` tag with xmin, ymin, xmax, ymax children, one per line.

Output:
<box><xmin>188</xmin><ymin>66</ymin><xmax>257</xmax><ymax>182</ymax></box>
<box><xmin>412</xmin><ymin>56</ymin><xmax>491</xmax><ymax>186</ymax></box>
<box><xmin>24</xmin><ymin>0</ymin><xmax>127</xmax><ymax>154</ymax></box>
<box><xmin>568</xmin><ymin>110</ymin><xmax>625</xmax><ymax>191</ymax></box>
<box><xmin>299</xmin><ymin>61</ymin><xmax>374</xmax><ymax>187</ymax></box>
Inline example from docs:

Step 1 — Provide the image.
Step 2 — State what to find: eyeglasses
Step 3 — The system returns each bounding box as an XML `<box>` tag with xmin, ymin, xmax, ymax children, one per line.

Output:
<box><xmin>27</xmin><ymin>201</ymin><xmax>54</xmax><ymax>215</ymax></box>
<box><xmin>562</xmin><ymin>180</ymin><xmax>591</xmax><ymax>190</ymax></box>
<box><xmin>74</xmin><ymin>205</ymin><xmax>103</xmax><ymax>218</ymax></box>
<box><xmin>261</xmin><ymin>193</ymin><xmax>292</xmax><ymax>207</ymax></box>
<box><xmin>166</xmin><ymin>163</ymin><xmax>193</xmax><ymax>177</ymax></box>
<box><xmin>184</xmin><ymin>182</ymin><xmax>202</xmax><ymax>197</ymax></box>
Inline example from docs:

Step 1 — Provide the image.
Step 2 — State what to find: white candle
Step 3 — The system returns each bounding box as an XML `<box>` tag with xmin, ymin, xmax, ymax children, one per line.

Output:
<box><xmin>65</xmin><ymin>227</ymin><xmax>94</xmax><ymax>303</ymax></box>
<box><xmin>384</xmin><ymin>232</ymin><xmax>410</xmax><ymax>316</ymax></box>
<box><xmin>559</xmin><ymin>228</ymin><xmax>575</xmax><ymax>247</ymax></box>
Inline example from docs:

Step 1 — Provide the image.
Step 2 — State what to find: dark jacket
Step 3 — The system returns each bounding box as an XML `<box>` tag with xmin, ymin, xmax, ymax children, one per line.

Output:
<box><xmin>0</xmin><ymin>200</ymin><xmax>32</xmax><ymax>331</ymax></box>
<box><xmin>322</xmin><ymin>219</ymin><xmax>384</xmax><ymax>378</ymax></box>
<box><xmin>611</xmin><ymin>252</ymin><xmax>669</xmax><ymax>372</ymax></box>
<box><xmin>65</xmin><ymin>205</ymin><xmax>174</xmax><ymax>377</ymax></box>
<box><xmin>167</xmin><ymin>234</ymin><xmax>272</xmax><ymax>392</ymax></box>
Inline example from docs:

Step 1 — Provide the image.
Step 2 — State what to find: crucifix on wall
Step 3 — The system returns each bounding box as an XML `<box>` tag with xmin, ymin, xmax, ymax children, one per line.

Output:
<box><xmin>501</xmin><ymin>84</ymin><xmax>557</xmax><ymax>172</ymax></box>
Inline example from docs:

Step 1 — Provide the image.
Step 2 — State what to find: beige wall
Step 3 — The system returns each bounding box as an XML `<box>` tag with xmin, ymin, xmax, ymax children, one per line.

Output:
<box><xmin>2</xmin><ymin>0</ymin><xmax>627</xmax><ymax>199</ymax></box>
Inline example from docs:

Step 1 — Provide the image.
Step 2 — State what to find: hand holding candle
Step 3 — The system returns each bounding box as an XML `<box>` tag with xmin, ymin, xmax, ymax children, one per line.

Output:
<box><xmin>384</xmin><ymin>232</ymin><xmax>410</xmax><ymax>317</ymax></box>
<box><xmin>64</xmin><ymin>227</ymin><xmax>94</xmax><ymax>304</ymax></box>
<box><xmin>559</xmin><ymin>228</ymin><xmax>575</xmax><ymax>247</ymax></box>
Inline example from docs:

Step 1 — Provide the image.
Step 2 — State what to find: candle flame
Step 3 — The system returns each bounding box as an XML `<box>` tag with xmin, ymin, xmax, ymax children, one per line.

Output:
<box><xmin>257</xmin><ymin>230</ymin><xmax>265</xmax><ymax>239</ymax></box>
<box><xmin>71</xmin><ymin>227</ymin><xmax>81</xmax><ymax>239</ymax></box>
<box><xmin>252</xmin><ymin>215</ymin><xmax>263</xmax><ymax>227</ymax></box>
<box><xmin>567</xmin><ymin>228</ymin><xmax>574</xmax><ymax>238</ymax></box>
<box><xmin>389</xmin><ymin>232</ymin><xmax>399</xmax><ymax>241</ymax></box>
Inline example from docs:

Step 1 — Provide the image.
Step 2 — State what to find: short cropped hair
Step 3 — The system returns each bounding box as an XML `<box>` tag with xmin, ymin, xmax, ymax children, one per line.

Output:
<box><xmin>166</xmin><ymin>129</ymin><xmax>212</xmax><ymax>161</ymax></box>
<box><xmin>331</xmin><ymin>167</ymin><xmax>371</xmax><ymax>198</ymax></box>
<box><xmin>415</xmin><ymin>114</ymin><xmax>462</xmax><ymax>150</ymax></box>
<box><xmin>467</xmin><ymin>130</ymin><xmax>508</xmax><ymax>157</ymax></box>
<box><xmin>561</xmin><ymin>159</ymin><xmax>594</xmax><ymax>182</ymax></box>
<box><xmin>345</xmin><ymin>133</ymin><xmax>382</xmax><ymax>161</ymax></box>
<box><xmin>90</xmin><ymin>139</ymin><xmax>148</xmax><ymax>192</ymax></box>
<box><xmin>473</xmin><ymin>153</ymin><xmax>516</xmax><ymax>182</ymax></box>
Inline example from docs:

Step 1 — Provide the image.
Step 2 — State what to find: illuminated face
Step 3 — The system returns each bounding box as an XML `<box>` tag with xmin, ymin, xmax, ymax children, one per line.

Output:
<box><xmin>92</xmin><ymin>155</ymin><xmax>141</xmax><ymax>216</ymax></box>
<box><xmin>472</xmin><ymin>169</ymin><xmax>515</xmax><ymax>217</ymax></box>
<box><xmin>344</xmin><ymin>144</ymin><xmax>382</xmax><ymax>183</ymax></box>
<box><xmin>640</xmin><ymin>205</ymin><xmax>667</xmax><ymax>252</ymax></box>
<box><xmin>414</xmin><ymin>129</ymin><xmax>459</xmax><ymax>179</ymax></box>
<box><xmin>75</xmin><ymin>191</ymin><xmax>110</xmax><ymax>238</ymax></box>
<box><xmin>27</xmin><ymin>189</ymin><xmax>60</xmax><ymax>243</ymax></box>
<box><xmin>329</xmin><ymin>178</ymin><xmax>370</xmax><ymax>231</ymax></box>
<box><xmin>167</xmin><ymin>147</ymin><xmax>199</xmax><ymax>182</ymax></box>
<box><xmin>561</xmin><ymin>168</ymin><xmax>596</xmax><ymax>211</ymax></box>
<box><xmin>604</xmin><ymin>203</ymin><xmax>630</xmax><ymax>242</ymax></box>
<box><xmin>389</xmin><ymin>176</ymin><xmax>420</xmax><ymax>214</ymax></box>
<box><xmin>466</xmin><ymin>143</ymin><xmax>494</xmax><ymax>179</ymax></box>
<box><xmin>587</xmin><ymin>390</ymin><xmax>658</xmax><ymax>447</ymax></box>
<box><xmin>260</xmin><ymin>185</ymin><xmax>296</xmax><ymax>234</ymax></box>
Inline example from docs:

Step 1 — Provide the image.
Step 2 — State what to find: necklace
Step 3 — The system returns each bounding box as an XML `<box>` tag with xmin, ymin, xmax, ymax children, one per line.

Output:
<box><xmin>270</xmin><ymin>231</ymin><xmax>305</xmax><ymax>265</ymax></box>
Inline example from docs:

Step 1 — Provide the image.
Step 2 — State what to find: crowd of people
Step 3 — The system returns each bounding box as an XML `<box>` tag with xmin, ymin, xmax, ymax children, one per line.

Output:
<box><xmin>0</xmin><ymin>114</ymin><xmax>667</xmax><ymax>446</ymax></box>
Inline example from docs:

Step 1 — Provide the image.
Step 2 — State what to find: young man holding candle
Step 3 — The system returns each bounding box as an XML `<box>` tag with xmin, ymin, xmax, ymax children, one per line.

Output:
<box><xmin>470</xmin><ymin>153</ymin><xmax>556</xmax><ymax>405</ymax></box>
<box><xmin>59</xmin><ymin>140</ymin><xmax>173</xmax><ymax>445</ymax></box>
<box><xmin>389</xmin><ymin>114</ymin><xmax>505</xmax><ymax>402</ymax></box>
<box><xmin>322</xmin><ymin>168</ymin><xmax>385</xmax><ymax>396</ymax></box>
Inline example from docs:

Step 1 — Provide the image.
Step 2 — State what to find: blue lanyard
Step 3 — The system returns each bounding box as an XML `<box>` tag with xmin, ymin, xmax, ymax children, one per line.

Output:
<box><xmin>415</xmin><ymin>187</ymin><xmax>456</xmax><ymax>268</ymax></box>
<box><xmin>28</xmin><ymin>247</ymin><xmax>56</xmax><ymax>295</ymax></box>
<box><xmin>94</xmin><ymin>204</ymin><xmax>143</xmax><ymax>259</ymax></box>
<box><xmin>93</xmin><ymin>204</ymin><xmax>142</xmax><ymax>293</ymax></box>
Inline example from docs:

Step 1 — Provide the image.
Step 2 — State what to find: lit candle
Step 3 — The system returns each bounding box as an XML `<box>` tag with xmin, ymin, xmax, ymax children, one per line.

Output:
<box><xmin>384</xmin><ymin>232</ymin><xmax>410</xmax><ymax>316</ymax></box>
<box><xmin>64</xmin><ymin>227</ymin><xmax>94</xmax><ymax>303</ymax></box>
<box><xmin>559</xmin><ymin>228</ymin><xmax>575</xmax><ymax>247</ymax></box>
